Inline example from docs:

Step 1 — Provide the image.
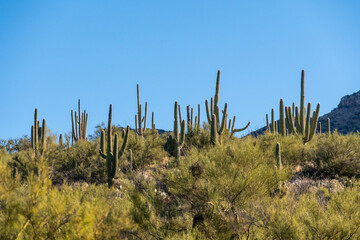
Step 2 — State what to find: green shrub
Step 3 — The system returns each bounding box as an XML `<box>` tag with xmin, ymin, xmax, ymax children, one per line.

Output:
<box><xmin>305</xmin><ymin>132</ymin><xmax>360</xmax><ymax>178</ymax></box>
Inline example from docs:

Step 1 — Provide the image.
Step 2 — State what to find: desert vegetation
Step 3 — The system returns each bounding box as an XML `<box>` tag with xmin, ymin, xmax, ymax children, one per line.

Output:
<box><xmin>1</xmin><ymin>70</ymin><xmax>360</xmax><ymax>239</ymax></box>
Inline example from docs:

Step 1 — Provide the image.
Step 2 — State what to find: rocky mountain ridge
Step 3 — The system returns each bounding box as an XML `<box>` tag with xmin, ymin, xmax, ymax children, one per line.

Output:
<box><xmin>318</xmin><ymin>90</ymin><xmax>360</xmax><ymax>134</ymax></box>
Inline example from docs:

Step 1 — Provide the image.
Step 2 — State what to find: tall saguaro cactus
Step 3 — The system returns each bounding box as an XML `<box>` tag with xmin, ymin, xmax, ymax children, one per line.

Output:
<box><xmin>135</xmin><ymin>84</ymin><xmax>147</xmax><ymax>136</ymax></box>
<box><xmin>71</xmin><ymin>99</ymin><xmax>88</xmax><ymax>143</ymax></box>
<box><xmin>205</xmin><ymin>70</ymin><xmax>250</xmax><ymax>142</ymax></box>
<box><xmin>99</xmin><ymin>104</ymin><xmax>129</xmax><ymax>187</ymax></box>
<box><xmin>167</xmin><ymin>101</ymin><xmax>185</xmax><ymax>161</ymax></box>
<box><xmin>285</xmin><ymin>70</ymin><xmax>320</xmax><ymax>143</ymax></box>
<box><xmin>268</xmin><ymin>70</ymin><xmax>321</xmax><ymax>143</ymax></box>
<box><xmin>31</xmin><ymin>108</ymin><xmax>47</xmax><ymax>155</ymax></box>
<box><xmin>279</xmin><ymin>99</ymin><xmax>286</xmax><ymax>136</ymax></box>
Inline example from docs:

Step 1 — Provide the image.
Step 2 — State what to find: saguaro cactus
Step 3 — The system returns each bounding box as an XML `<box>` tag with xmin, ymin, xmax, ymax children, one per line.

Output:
<box><xmin>228</xmin><ymin>116</ymin><xmax>251</xmax><ymax>138</ymax></box>
<box><xmin>99</xmin><ymin>104</ymin><xmax>129</xmax><ymax>187</ymax></box>
<box><xmin>167</xmin><ymin>101</ymin><xmax>185</xmax><ymax>161</ymax></box>
<box><xmin>327</xmin><ymin>118</ymin><xmax>331</xmax><ymax>136</ymax></box>
<box><xmin>71</xmin><ymin>99</ymin><xmax>88</xmax><ymax>143</ymax></box>
<box><xmin>31</xmin><ymin>108</ymin><xmax>47</xmax><ymax>155</ymax></box>
<box><xmin>279</xmin><ymin>99</ymin><xmax>286</xmax><ymax>136</ymax></box>
<box><xmin>210</xmin><ymin>114</ymin><xmax>219</xmax><ymax>145</ymax></box>
<box><xmin>152</xmin><ymin>112</ymin><xmax>155</xmax><ymax>131</ymax></box>
<box><xmin>205</xmin><ymin>70</ymin><xmax>250</xmax><ymax>141</ymax></box>
<box><xmin>268</xmin><ymin>70</ymin><xmax>320</xmax><ymax>143</ymax></box>
<box><xmin>266</xmin><ymin>114</ymin><xmax>270</xmax><ymax>133</ymax></box>
<box><xmin>186</xmin><ymin>104</ymin><xmax>201</xmax><ymax>133</ymax></box>
<box><xmin>135</xmin><ymin>84</ymin><xmax>147</xmax><ymax>136</ymax></box>
<box><xmin>59</xmin><ymin>134</ymin><xmax>63</xmax><ymax>146</ymax></box>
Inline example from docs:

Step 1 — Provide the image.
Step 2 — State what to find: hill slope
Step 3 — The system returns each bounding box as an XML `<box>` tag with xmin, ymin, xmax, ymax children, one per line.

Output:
<box><xmin>319</xmin><ymin>90</ymin><xmax>360</xmax><ymax>134</ymax></box>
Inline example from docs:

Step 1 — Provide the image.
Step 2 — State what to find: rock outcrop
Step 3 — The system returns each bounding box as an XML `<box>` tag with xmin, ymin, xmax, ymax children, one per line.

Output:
<box><xmin>318</xmin><ymin>90</ymin><xmax>360</xmax><ymax>134</ymax></box>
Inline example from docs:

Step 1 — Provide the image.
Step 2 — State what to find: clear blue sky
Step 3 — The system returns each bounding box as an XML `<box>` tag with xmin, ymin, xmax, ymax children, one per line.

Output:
<box><xmin>1</xmin><ymin>1</ymin><xmax>359</xmax><ymax>140</ymax></box>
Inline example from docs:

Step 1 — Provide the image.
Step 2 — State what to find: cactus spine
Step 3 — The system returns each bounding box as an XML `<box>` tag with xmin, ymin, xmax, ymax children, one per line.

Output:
<box><xmin>31</xmin><ymin>108</ymin><xmax>46</xmax><ymax>155</ymax></box>
<box><xmin>71</xmin><ymin>99</ymin><xmax>88</xmax><ymax>143</ymax></box>
<box><xmin>99</xmin><ymin>104</ymin><xmax>129</xmax><ymax>187</ymax></box>
<box><xmin>205</xmin><ymin>70</ymin><xmax>250</xmax><ymax>141</ymax></box>
<box><xmin>135</xmin><ymin>84</ymin><xmax>147</xmax><ymax>136</ymax></box>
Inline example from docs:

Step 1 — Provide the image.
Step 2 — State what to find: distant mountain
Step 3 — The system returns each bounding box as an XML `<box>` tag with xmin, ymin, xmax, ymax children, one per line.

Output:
<box><xmin>251</xmin><ymin>90</ymin><xmax>360</xmax><ymax>136</ymax></box>
<box><xmin>319</xmin><ymin>90</ymin><xmax>360</xmax><ymax>134</ymax></box>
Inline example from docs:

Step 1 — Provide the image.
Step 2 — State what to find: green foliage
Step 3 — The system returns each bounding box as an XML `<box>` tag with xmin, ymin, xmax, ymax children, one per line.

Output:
<box><xmin>163</xmin><ymin>138</ymin><xmax>291</xmax><ymax>239</ymax></box>
<box><xmin>0</xmin><ymin>158</ymin><xmax>136</xmax><ymax>239</ymax></box>
<box><xmin>1</xmin><ymin>69</ymin><xmax>360</xmax><ymax>238</ymax></box>
<box><xmin>304</xmin><ymin>132</ymin><xmax>360</xmax><ymax>178</ymax></box>
<box><xmin>1</xmin><ymin>123</ymin><xmax>360</xmax><ymax>239</ymax></box>
<box><xmin>50</xmin><ymin>140</ymin><xmax>107</xmax><ymax>185</ymax></box>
